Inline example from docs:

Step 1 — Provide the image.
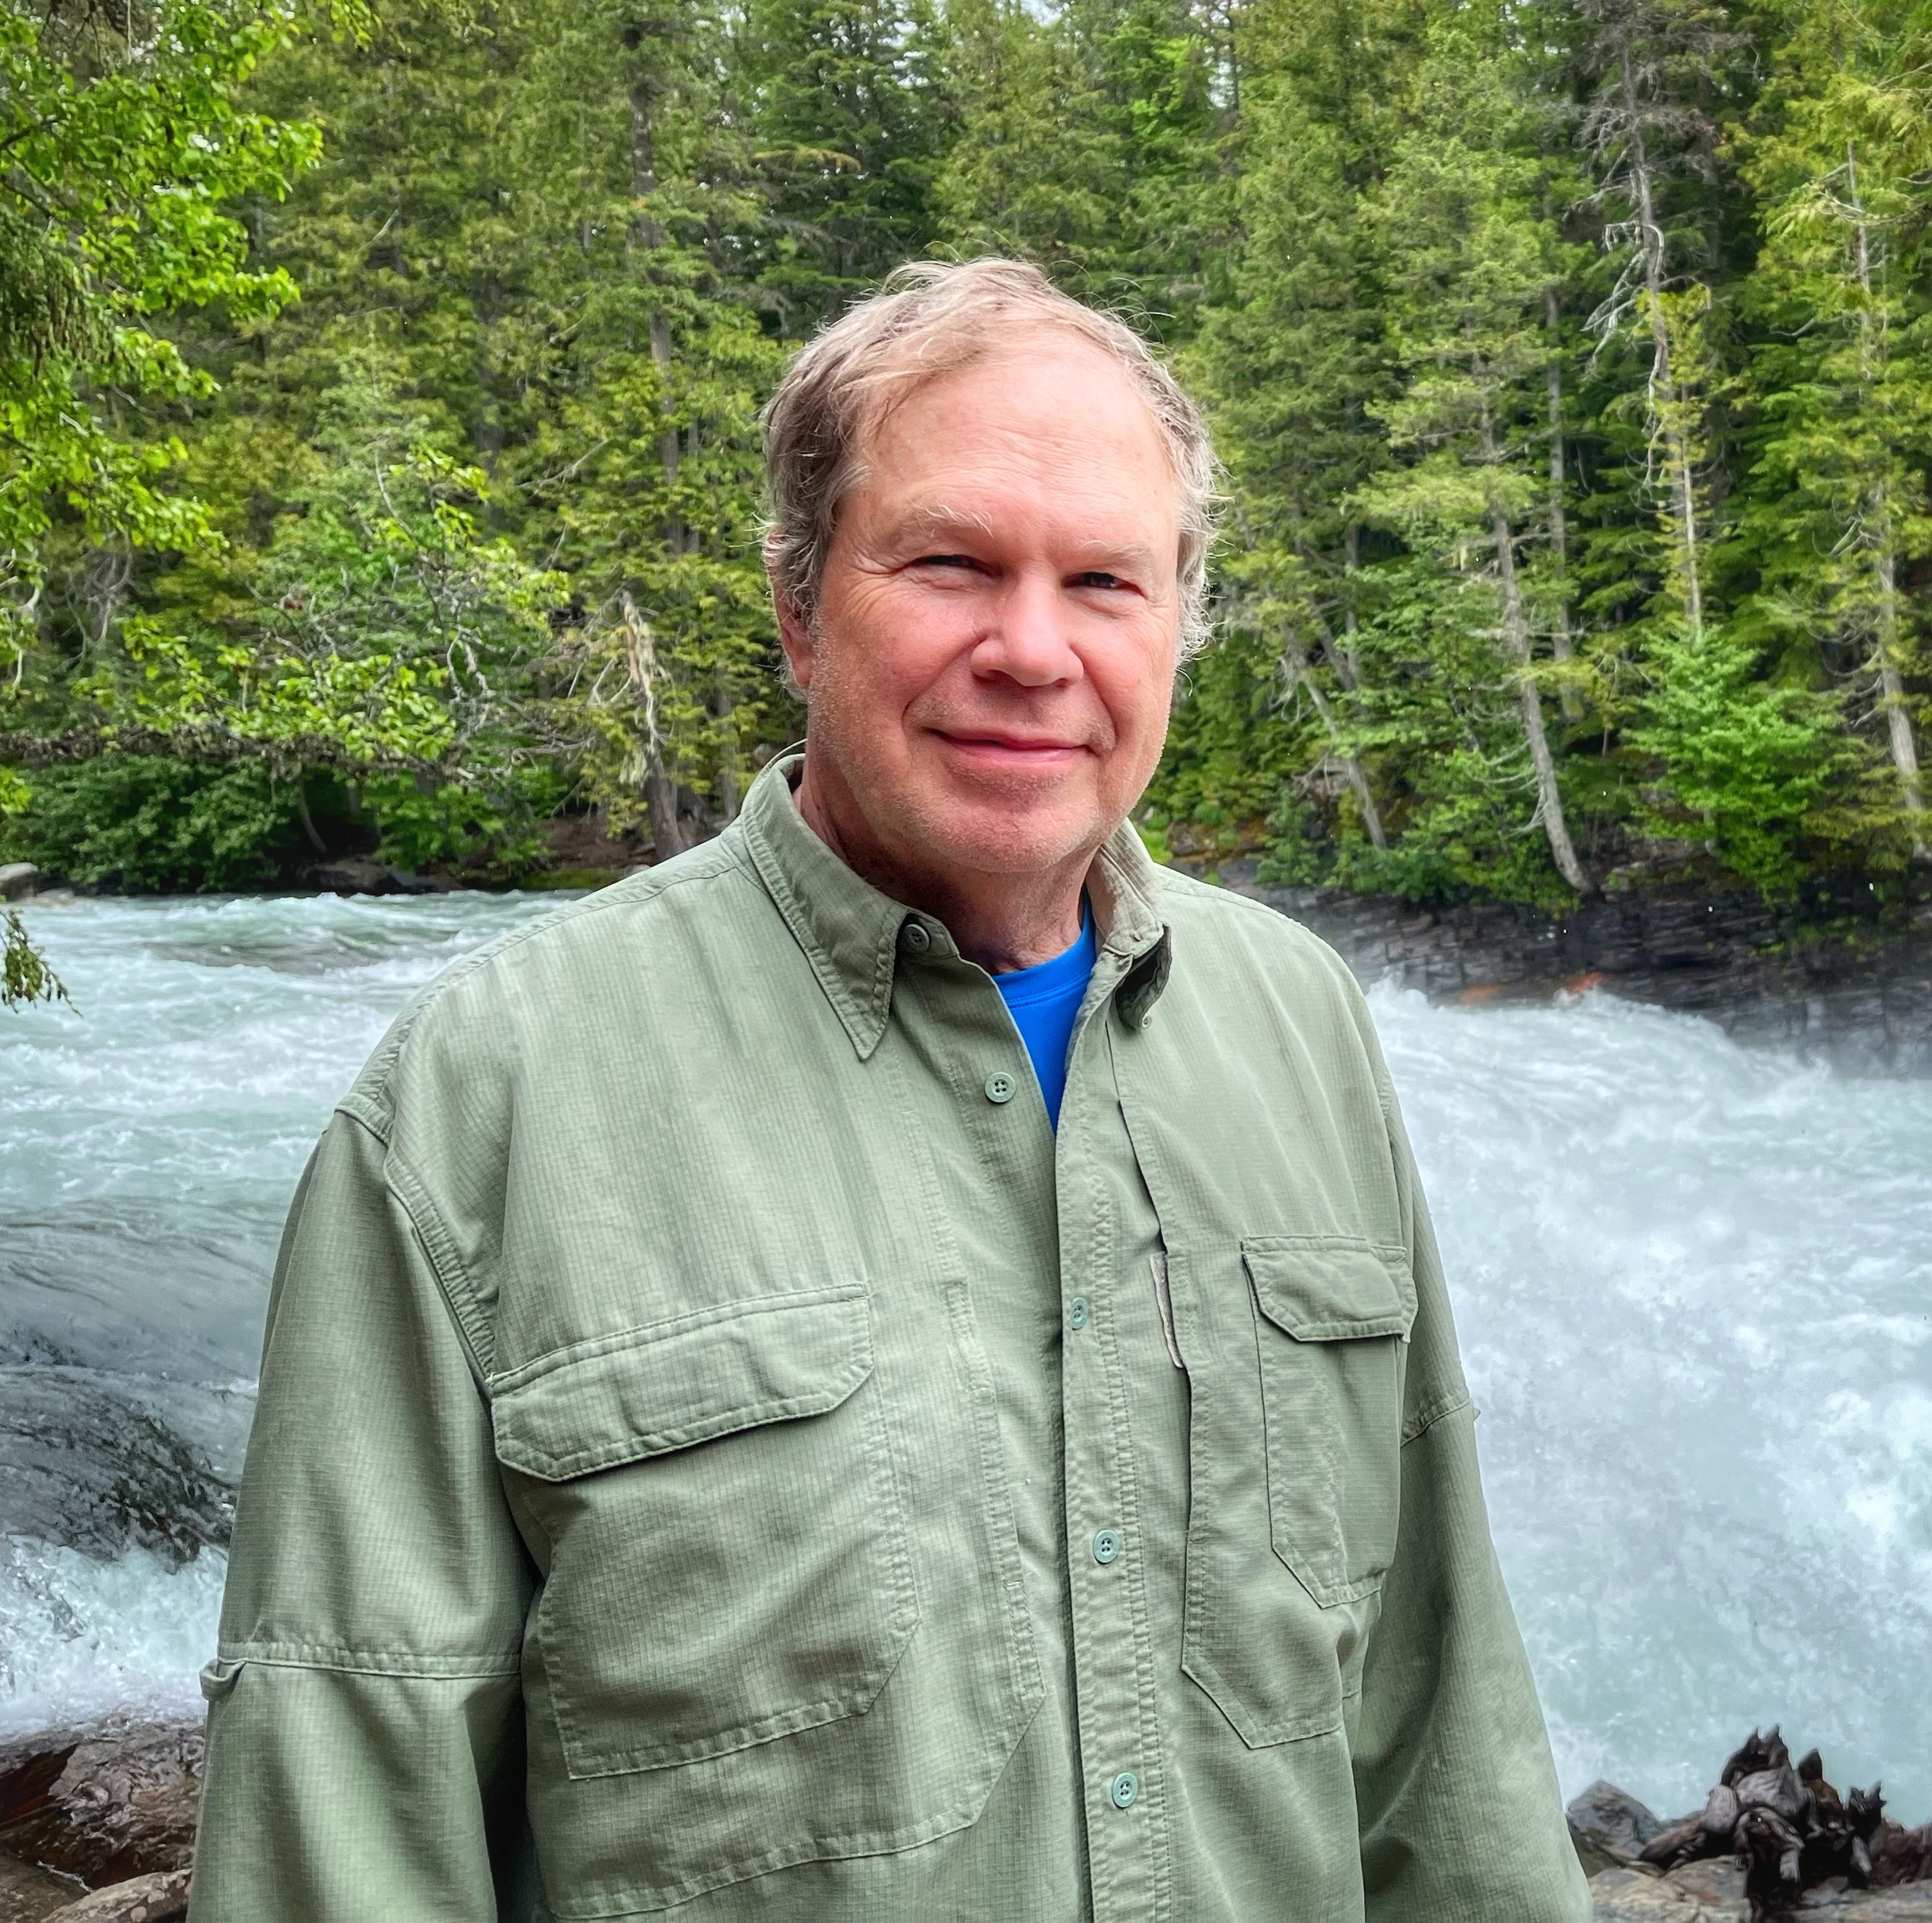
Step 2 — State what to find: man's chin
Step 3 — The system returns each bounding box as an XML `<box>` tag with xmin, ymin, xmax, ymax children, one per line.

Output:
<box><xmin>914</xmin><ymin>800</ymin><xmax>1109</xmax><ymax>882</ymax></box>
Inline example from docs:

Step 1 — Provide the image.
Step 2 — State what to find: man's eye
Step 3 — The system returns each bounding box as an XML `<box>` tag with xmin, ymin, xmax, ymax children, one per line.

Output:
<box><xmin>1074</xmin><ymin>571</ymin><xmax>1131</xmax><ymax>592</ymax></box>
<box><xmin>914</xmin><ymin>554</ymin><xmax>979</xmax><ymax>572</ymax></box>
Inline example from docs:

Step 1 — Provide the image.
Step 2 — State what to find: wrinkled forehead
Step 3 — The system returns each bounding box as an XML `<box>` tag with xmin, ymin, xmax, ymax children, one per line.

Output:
<box><xmin>845</xmin><ymin>325</ymin><xmax>1184</xmax><ymax>501</ymax></box>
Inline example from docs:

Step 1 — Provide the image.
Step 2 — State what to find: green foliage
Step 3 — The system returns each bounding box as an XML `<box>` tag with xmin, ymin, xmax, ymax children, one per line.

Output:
<box><xmin>362</xmin><ymin>767</ymin><xmax>566</xmax><ymax>877</ymax></box>
<box><xmin>1627</xmin><ymin>624</ymin><xmax>1862</xmax><ymax>892</ymax></box>
<box><xmin>0</xmin><ymin>0</ymin><xmax>329</xmax><ymax>654</ymax></box>
<box><xmin>98</xmin><ymin>367</ymin><xmax>563</xmax><ymax>779</ymax></box>
<box><xmin>0</xmin><ymin>756</ymin><xmax>307</xmax><ymax>891</ymax></box>
<box><xmin>2</xmin><ymin>907</ymin><xmax>70</xmax><ymax>1011</ymax></box>
<box><xmin>5</xmin><ymin>0</ymin><xmax>1932</xmax><ymax>922</ymax></box>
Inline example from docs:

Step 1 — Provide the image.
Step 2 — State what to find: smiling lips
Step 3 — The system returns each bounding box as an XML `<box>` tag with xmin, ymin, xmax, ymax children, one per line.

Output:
<box><xmin>934</xmin><ymin>730</ymin><xmax>1090</xmax><ymax>764</ymax></box>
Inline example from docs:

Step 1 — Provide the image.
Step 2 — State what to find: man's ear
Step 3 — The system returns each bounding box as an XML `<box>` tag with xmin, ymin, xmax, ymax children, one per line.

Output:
<box><xmin>765</xmin><ymin>540</ymin><xmax>816</xmax><ymax>694</ymax></box>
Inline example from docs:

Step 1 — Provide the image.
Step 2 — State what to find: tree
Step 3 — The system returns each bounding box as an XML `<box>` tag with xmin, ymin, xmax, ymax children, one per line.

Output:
<box><xmin>1736</xmin><ymin>0</ymin><xmax>1932</xmax><ymax>858</ymax></box>
<box><xmin>744</xmin><ymin>0</ymin><xmax>950</xmax><ymax>331</ymax></box>
<box><xmin>1574</xmin><ymin>0</ymin><xmax>1744</xmax><ymax>649</ymax></box>
<box><xmin>0</xmin><ymin>0</ymin><xmax>328</xmax><ymax>650</ymax></box>
<box><xmin>511</xmin><ymin>0</ymin><xmax>787</xmax><ymax>855</ymax></box>
<box><xmin>1355</xmin><ymin>4</ymin><xmax>1592</xmax><ymax>894</ymax></box>
<box><xmin>88</xmin><ymin>367</ymin><xmax>562</xmax><ymax>817</ymax></box>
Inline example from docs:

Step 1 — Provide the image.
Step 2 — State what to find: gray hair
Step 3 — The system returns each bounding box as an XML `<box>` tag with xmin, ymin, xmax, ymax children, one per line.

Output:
<box><xmin>762</xmin><ymin>258</ymin><xmax>1219</xmax><ymax>660</ymax></box>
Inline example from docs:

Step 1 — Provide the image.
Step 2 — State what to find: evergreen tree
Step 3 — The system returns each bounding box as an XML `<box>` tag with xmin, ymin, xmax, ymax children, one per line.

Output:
<box><xmin>744</xmin><ymin>0</ymin><xmax>951</xmax><ymax>330</ymax></box>
<box><xmin>1355</xmin><ymin>3</ymin><xmax>1591</xmax><ymax>895</ymax></box>
<box><xmin>1736</xmin><ymin>0</ymin><xmax>1932</xmax><ymax>859</ymax></box>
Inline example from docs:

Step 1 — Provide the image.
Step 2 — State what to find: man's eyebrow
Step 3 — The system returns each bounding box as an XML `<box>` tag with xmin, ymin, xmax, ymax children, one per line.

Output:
<box><xmin>875</xmin><ymin>504</ymin><xmax>996</xmax><ymax>548</ymax></box>
<box><xmin>874</xmin><ymin>510</ymin><xmax>1161</xmax><ymax>575</ymax></box>
<box><xmin>1070</xmin><ymin>538</ymin><xmax>1160</xmax><ymax>574</ymax></box>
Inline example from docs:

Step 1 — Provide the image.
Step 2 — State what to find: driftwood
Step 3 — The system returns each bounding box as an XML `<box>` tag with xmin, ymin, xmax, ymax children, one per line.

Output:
<box><xmin>39</xmin><ymin>1871</ymin><xmax>189</xmax><ymax>1922</ymax></box>
<box><xmin>1638</xmin><ymin>1729</ymin><xmax>1932</xmax><ymax>1921</ymax></box>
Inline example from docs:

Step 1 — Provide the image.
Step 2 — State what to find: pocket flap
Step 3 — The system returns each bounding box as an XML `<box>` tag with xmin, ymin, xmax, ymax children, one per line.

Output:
<box><xmin>491</xmin><ymin>1284</ymin><xmax>874</xmax><ymax>1482</ymax></box>
<box><xmin>1242</xmin><ymin>1237</ymin><xmax>1416</xmax><ymax>1342</ymax></box>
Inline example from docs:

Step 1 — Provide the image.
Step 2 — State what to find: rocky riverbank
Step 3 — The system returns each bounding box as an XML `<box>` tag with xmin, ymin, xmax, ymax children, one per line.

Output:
<box><xmin>3</xmin><ymin>1714</ymin><xmax>1929</xmax><ymax>1921</ymax></box>
<box><xmin>1203</xmin><ymin>861</ymin><xmax>1932</xmax><ymax>1076</ymax></box>
<box><xmin>0</xmin><ymin>1719</ymin><xmax>198</xmax><ymax>1922</ymax></box>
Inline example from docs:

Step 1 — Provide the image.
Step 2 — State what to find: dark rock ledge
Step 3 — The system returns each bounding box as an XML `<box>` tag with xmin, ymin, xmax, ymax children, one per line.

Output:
<box><xmin>0</xmin><ymin>1721</ymin><xmax>198</xmax><ymax>1923</ymax></box>
<box><xmin>1202</xmin><ymin>860</ymin><xmax>1932</xmax><ymax>1076</ymax></box>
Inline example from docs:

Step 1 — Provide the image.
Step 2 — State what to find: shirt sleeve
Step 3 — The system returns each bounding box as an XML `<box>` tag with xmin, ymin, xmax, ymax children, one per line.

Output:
<box><xmin>190</xmin><ymin>1106</ymin><xmax>537</xmax><ymax>1923</ymax></box>
<box><xmin>1349</xmin><ymin>1064</ymin><xmax>1593</xmax><ymax>1922</ymax></box>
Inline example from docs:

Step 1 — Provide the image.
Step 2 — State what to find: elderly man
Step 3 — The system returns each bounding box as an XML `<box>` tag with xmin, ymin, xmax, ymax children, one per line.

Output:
<box><xmin>192</xmin><ymin>260</ymin><xmax>1589</xmax><ymax>1922</ymax></box>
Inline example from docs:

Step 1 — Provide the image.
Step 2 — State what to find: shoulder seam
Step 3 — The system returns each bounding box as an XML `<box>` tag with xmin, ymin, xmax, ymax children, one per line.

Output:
<box><xmin>380</xmin><ymin>1129</ymin><xmax>498</xmax><ymax>1385</ymax></box>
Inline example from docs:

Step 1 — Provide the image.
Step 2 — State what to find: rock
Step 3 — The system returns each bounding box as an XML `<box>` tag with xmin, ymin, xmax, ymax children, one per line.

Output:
<box><xmin>40</xmin><ymin>1871</ymin><xmax>188</xmax><ymax>1922</ymax></box>
<box><xmin>1798</xmin><ymin>1889</ymin><xmax>1932</xmax><ymax>1917</ymax></box>
<box><xmin>0</xmin><ymin>1851</ymin><xmax>84</xmax><ymax>1923</ymax></box>
<box><xmin>1573</xmin><ymin>1781</ymin><xmax>1668</xmax><ymax>1874</ymax></box>
<box><xmin>1667</xmin><ymin>1859</ymin><xmax>1748</xmax><ymax>1910</ymax></box>
<box><xmin>0</xmin><ymin>1721</ymin><xmax>200</xmax><ymax>1892</ymax></box>
<box><xmin>304</xmin><ymin>857</ymin><xmax>445</xmax><ymax>896</ymax></box>
<box><xmin>0</xmin><ymin>1373</ymin><xmax>232</xmax><ymax>1561</ymax></box>
<box><xmin>1592</xmin><ymin>1866</ymin><xmax>1724</xmax><ymax>1919</ymax></box>
<box><xmin>0</xmin><ymin>863</ymin><xmax>42</xmax><ymax>902</ymax></box>
<box><xmin>1590</xmin><ymin>1864</ymin><xmax>1932</xmax><ymax>1921</ymax></box>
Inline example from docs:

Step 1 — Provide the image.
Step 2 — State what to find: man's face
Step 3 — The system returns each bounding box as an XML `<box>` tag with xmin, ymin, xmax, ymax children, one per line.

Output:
<box><xmin>780</xmin><ymin>335</ymin><xmax>1183</xmax><ymax>888</ymax></box>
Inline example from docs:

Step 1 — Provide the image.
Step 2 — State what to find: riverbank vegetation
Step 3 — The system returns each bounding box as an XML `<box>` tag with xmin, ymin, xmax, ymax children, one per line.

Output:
<box><xmin>2</xmin><ymin>0</ymin><xmax>1931</xmax><ymax>910</ymax></box>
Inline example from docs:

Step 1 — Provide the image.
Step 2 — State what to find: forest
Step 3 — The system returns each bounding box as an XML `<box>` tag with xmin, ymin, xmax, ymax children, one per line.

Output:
<box><xmin>3</xmin><ymin>0</ymin><xmax>1932</xmax><ymax>916</ymax></box>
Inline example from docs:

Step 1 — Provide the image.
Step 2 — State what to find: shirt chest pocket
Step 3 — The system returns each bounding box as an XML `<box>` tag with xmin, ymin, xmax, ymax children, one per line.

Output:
<box><xmin>1179</xmin><ymin>1235</ymin><xmax>1416</xmax><ymax>1750</ymax></box>
<box><xmin>490</xmin><ymin>1284</ymin><xmax>919</xmax><ymax>1780</ymax></box>
<box><xmin>1244</xmin><ymin>1237</ymin><xmax>1416</xmax><ymax>1609</ymax></box>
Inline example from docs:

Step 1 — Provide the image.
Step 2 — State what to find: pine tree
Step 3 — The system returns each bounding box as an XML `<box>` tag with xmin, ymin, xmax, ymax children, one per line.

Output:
<box><xmin>1736</xmin><ymin>0</ymin><xmax>1932</xmax><ymax>858</ymax></box>
<box><xmin>1355</xmin><ymin>2</ymin><xmax>1591</xmax><ymax>894</ymax></box>
<box><xmin>744</xmin><ymin>0</ymin><xmax>951</xmax><ymax>331</ymax></box>
<box><xmin>509</xmin><ymin>0</ymin><xmax>783</xmax><ymax>855</ymax></box>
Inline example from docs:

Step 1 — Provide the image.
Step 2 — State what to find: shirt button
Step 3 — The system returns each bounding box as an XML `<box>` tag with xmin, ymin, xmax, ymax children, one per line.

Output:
<box><xmin>984</xmin><ymin>1071</ymin><xmax>1017</xmax><ymax>1104</ymax></box>
<box><xmin>1093</xmin><ymin>1529</ymin><xmax>1121</xmax><ymax>1565</ymax></box>
<box><xmin>1067</xmin><ymin>1296</ymin><xmax>1090</xmax><ymax>1331</ymax></box>
<box><xmin>899</xmin><ymin>920</ymin><xmax>931</xmax><ymax>954</ymax></box>
<box><xmin>1110</xmin><ymin>1770</ymin><xmax>1140</xmax><ymax>1809</ymax></box>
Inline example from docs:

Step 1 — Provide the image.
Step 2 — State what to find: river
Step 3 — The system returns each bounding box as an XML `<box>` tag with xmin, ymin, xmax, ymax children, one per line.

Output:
<box><xmin>2</xmin><ymin>891</ymin><xmax>1929</xmax><ymax>1824</ymax></box>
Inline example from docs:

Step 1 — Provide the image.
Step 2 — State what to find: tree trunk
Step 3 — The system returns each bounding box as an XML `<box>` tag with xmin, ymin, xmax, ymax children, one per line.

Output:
<box><xmin>630</xmin><ymin>72</ymin><xmax>686</xmax><ymax>556</ymax></box>
<box><xmin>1545</xmin><ymin>284</ymin><xmax>1582</xmax><ymax>720</ymax></box>
<box><xmin>293</xmin><ymin>779</ymin><xmax>327</xmax><ymax>857</ymax></box>
<box><xmin>1335</xmin><ymin>524</ymin><xmax>1366</xmax><ymax>690</ymax></box>
<box><xmin>1280</xmin><ymin>640</ymin><xmax>1386</xmax><ymax>849</ymax></box>
<box><xmin>1620</xmin><ymin>43</ymin><xmax>1705</xmax><ymax>643</ymax></box>
<box><xmin>715</xmin><ymin>672</ymin><xmax>741</xmax><ymax>823</ymax></box>
<box><xmin>619</xmin><ymin>591</ymin><xmax>683</xmax><ymax>862</ymax></box>
<box><xmin>1495</xmin><ymin>505</ymin><xmax>1591</xmax><ymax>892</ymax></box>
<box><xmin>1846</xmin><ymin>146</ymin><xmax>1927</xmax><ymax>857</ymax></box>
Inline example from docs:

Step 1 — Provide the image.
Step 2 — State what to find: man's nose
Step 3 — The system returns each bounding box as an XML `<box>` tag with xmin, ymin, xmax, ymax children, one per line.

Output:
<box><xmin>972</xmin><ymin>573</ymin><xmax>1083</xmax><ymax>687</ymax></box>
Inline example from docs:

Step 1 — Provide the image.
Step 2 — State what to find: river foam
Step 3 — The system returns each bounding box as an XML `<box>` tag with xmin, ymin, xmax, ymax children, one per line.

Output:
<box><xmin>2</xmin><ymin>894</ymin><xmax>1927</xmax><ymax>1820</ymax></box>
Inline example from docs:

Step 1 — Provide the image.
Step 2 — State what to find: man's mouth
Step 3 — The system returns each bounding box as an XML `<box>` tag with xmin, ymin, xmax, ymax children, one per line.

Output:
<box><xmin>932</xmin><ymin>730</ymin><xmax>1088</xmax><ymax>762</ymax></box>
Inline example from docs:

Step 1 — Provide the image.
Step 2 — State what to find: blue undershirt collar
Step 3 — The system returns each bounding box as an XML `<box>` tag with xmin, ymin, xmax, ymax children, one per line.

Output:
<box><xmin>990</xmin><ymin>902</ymin><xmax>1097</xmax><ymax>1130</ymax></box>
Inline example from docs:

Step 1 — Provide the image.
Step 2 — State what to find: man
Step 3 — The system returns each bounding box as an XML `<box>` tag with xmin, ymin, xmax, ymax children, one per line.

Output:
<box><xmin>192</xmin><ymin>259</ymin><xmax>1590</xmax><ymax>1921</ymax></box>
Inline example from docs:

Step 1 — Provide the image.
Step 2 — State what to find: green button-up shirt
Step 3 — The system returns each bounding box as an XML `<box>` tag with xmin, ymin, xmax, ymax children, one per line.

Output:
<box><xmin>192</xmin><ymin>754</ymin><xmax>1588</xmax><ymax>1923</ymax></box>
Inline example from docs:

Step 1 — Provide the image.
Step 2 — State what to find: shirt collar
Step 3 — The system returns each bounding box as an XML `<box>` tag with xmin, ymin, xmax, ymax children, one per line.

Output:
<box><xmin>735</xmin><ymin>750</ymin><xmax>1173</xmax><ymax>1059</ymax></box>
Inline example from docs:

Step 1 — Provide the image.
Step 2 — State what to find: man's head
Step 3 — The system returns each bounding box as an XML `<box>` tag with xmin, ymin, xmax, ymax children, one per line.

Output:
<box><xmin>764</xmin><ymin>260</ymin><xmax>1216</xmax><ymax>927</ymax></box>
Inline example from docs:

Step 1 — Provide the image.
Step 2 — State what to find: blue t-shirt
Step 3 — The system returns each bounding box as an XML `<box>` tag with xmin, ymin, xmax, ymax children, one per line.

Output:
<box><xmin>992</xmin><ymin>904</ymin><xmax>1097</xmax><ymax>1129</ymax></box>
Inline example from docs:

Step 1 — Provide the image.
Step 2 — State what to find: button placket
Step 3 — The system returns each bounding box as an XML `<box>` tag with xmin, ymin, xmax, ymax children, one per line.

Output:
<box><xmin>1056</xmin><ymin>1107</ymin><xmax>1167</xmax><ymax>1920</ymax></box>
